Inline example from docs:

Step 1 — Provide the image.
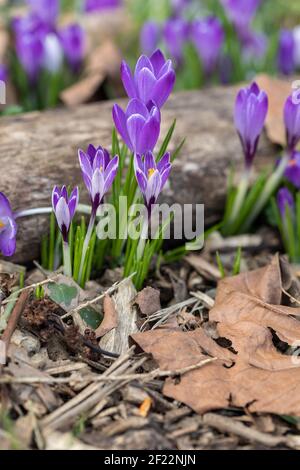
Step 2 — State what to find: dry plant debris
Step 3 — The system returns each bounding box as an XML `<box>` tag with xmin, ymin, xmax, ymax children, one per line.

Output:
<box><xmin>133</xmin><ymin>255</ymin><xmax>300</xmax><ymax>417</ymax></box>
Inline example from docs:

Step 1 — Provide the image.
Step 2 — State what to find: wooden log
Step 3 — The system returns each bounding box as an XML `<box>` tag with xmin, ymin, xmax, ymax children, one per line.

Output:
<box><xmin>0</xmin><ymin>87</ymin><xmax>276</xmax><ymax>263</ymax></box>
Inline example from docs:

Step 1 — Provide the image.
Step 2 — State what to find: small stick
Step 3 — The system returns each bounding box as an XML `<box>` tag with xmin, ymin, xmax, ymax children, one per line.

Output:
<box><xmin>0</xmin><ymin>290</ymin><xmax>30</xmax><ymax>364</ymax></box>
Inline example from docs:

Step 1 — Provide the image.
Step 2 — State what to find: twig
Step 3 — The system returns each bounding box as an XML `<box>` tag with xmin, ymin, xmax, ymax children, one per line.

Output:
<box><xmin>281</xmin><ymin>287</ymin><xmax>300</xmax><ymax>306</ymax></box>
<box><xmin>0</xmin><ymin>273</ymin><xmax>61</xmax><ymax>305</ymax></box>
<box><xmin>60</xmin><ymin>273</ymin><xmax>136</xmax><ymax>319</ymax></box>
<box><xmin>0</xmin><ymin>290</ymin><xmax>30</xmax><ymax>365</ymax></box>
<box><xmin>0</xmin><ymin>357</ymin><xmax>216</xmax><ymax>384</ymax></box>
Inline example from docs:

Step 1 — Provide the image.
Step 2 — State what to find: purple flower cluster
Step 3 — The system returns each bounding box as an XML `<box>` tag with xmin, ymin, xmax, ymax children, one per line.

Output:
<box><xmin>12</xmin><ymin>0</ymin><xmax>85</xmax><ymax>81</ymax></box>
<box><xmin>84</xmin><ymin>0</ymin><xmax>121</xmax><ymax>12</ymax></box>
<box><xmin>140</xmin><ymin>15</ymin><xmax>224</xmax><ymax>74</ymax></box>
<box><xmin>113</xmin><ymin>49</ymin><xmax>175</xmax><ymax>156</ymax></box>
<box><xmin>234</xmin><ymin>82</ymin><xmax>268</xmax><ymax>169</ymax></box>
<box><xmin>113</xmin><ymin>51</ymin><xmax>175</xmax><ymax>214</ymax></box>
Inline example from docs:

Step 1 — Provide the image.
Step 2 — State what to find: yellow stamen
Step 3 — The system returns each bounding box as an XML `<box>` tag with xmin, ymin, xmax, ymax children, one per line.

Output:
<box><xmin>148</xmin><ymin>168</ymin><xmax>155</xmax><ymax>179</ymax></box>
<box><xmin>100</xmin><ymin>166</ymin><xmax>103</xmax><ymax>172</ymax></box>
<box><xmin>0</xmin><ymin>220</ymin><xmax>5</xmax><ymax>229</ymax></box>
<box><xmin>289</xmin><ymin>159</ymin><xmax>297</xmax><ymax>167</ymax></box>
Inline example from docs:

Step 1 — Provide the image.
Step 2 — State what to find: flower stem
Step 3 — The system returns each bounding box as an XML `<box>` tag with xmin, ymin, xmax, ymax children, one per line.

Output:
<box><xmin>62</xmin><ymin>241</ymin><xmax>72</xmax><ymax>277</ymax></box>
<box><xmin>227</xmin><ymin>170</ymin><xmax>250</xmax><ymax>229</ymax></box>
<box><xmin>136</xmin><ymin>215</ymin><xmax>149</xmax><ymax>261</ymax></box>
<box><xmin>241</xmin><ymin>154</ymin><xmax>289</xmax><ymax>232</ymax></box>
<box><xmin>78</xmin><ymin>212</ymin><xmax>96</xmax><ymax>286</ymax></box>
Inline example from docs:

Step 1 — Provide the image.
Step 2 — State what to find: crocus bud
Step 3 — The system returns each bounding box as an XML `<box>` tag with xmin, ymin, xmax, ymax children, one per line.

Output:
<box><xmin>234</xmin><ymin>82</ymin><xmax>268</xmax><ymax>169</ymax></box>
<box><xmin>134</xmin><ymin>151</ymin><xmax>172</xmax><ymax>216</ymax></box>
<box><xmin>278</xmin><ymin>30</ymin><xmax>295</xmax><ymax>76</ymax></box>
<box><xmin>113</xmin><ymin>98</ymin><xmax>161</xmax><ymax>155</ymax></box>
<box><xmin>16</xmin><ymin>32</ymin><xmax>44</xmax><ymax>81</ymax></box>
<box><xmin>163</xmin><ymin>18</ymin><xmax>189</xmax><ymax>64</ymax></box>
<box><xmin>140</xmin><ymin>21</ymin><xmax>161</xmax><ymax>56</ymax></box>
<box><xmin>284</xmin><ymin>95</ymin><xmax>300</xmax><ymax>153</ymax></box>
<box><xmin>52</xmin><ymin>186</ymin><xmax>79</xmax><ymax>242</ymax></box>
<box><xmin>27</xmin><ymin>0</ymin><xmax>59</xmax><ymax>27</ymax></box>
<box><xmin>59</xmin><ymin>23</ymin><xmax>85</xmax><ymax>72</ymax></box>
<box><xmin>277</xmin><ymin>187</ymin><xmax>294</xmax><ymax>219</ymax></box>
<box><xmin>221</xmin><ymin>0</ymin><xmax>261</xmax><ymax>27</ymax></box>
<box><xmin>43</xmin><ymin>33</ymin><xmax>64</xmax><ymax>73</ymax></box>
<box><xmin>0</xmin><ymin>193</ymin><xmax>18</xmax><ymax>257</ymax></box>
<box><xmin>121</xmin><ymin>50</ymin><xmax>175</xmax><ymax>109</ymax></box>
<box><xmin>190</xmin><ymin>16</ymin><xmax>224</xmax><ymax>74</ymax></box>
<box><xmin>78</xmin><ymin>145</ymin><xmax>119</xmax><ymax>214</ymax></box>
<box><xmin>0</xmin><ymin>64</ymin><xmax>8</xmax><ymax>83</ymax></box>
<box><xmin>284</xmin><ymin>152</ymin><xmax>300</xmax><ymax>188</ymax></box>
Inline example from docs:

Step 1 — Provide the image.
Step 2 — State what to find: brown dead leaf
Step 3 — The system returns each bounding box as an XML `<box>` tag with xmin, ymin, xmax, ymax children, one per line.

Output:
<box><xmin>94</xmin><ymin>295</ymin><xmax>118</xmax><ymax>339</ymax></box>
<box><xmin>256</xmin><ymin>74</ymin><xmax>291</xmax><ymax>147</ymax></box>
<box><xmin>135</xmin><ymin>287</ymin><xmax>161</xmax><ymax>317</ymax></box>
<box><xmin>132</xmin><ymin>255</ymin><xmax>300</xmax><ymax>416</ymax></box>
<box><xmin>139</xmin><ymin>397</ymin><xmax>153</xmax><ymax>418</ymax></box>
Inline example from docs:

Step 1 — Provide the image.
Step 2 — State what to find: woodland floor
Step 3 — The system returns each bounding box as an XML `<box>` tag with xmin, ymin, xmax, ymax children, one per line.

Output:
<box><xmin>1</xmin><ymin>226</ymin><xmax>300</xmax><ymax>451</ymax></box>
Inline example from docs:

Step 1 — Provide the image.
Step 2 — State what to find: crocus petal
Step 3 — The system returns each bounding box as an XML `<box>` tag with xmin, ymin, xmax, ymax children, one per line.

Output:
<box><xmin>0</xmin><ymin>192</ymin><xmax>14</xmax><ymax>218</ymax></box>
<box><xmin>126</xmin><ymin>98</ymin><xmax>149</xmax><ymax>119</ymax></box>
<box><xmin>68</xmin><ymin>187</ymin><xmax>79</xmax><ymax>218</ymax></box>
<box><xmin>0</xmin><ymin>229</ymin><xmax>17</xmax><ymax>257</ymax></box>
<box><xmin>157</xmin><ymin>152</ymin><xmax>171</xmax><ymax>172</ymax></box>
<box><xmin>121</xmin><ymin>60</ymin><xmax>137</xmax><ymax>99</ymax></box>
<box><xmin>145</xmin><ymin>170</ymin><xmax>161</xmax><ymax>206</ymax></box>
<box><xmin>55</xmin><ymin>197</ymin><xmax>70</xmax><ymax>232</ymax></box>
<box><xmin>149</xmin><ymin>49</ymin><xmax>166</xmax><ymax>76</ymax></box>
<box><xmin>51</xmin><ymin>186</ymin><xmax>60</xmax><ymax>210</ymax></box>
<box><xmin>144</xmin><ymin>151</ymin><xmax>156</xmax><ymax>174</ymax></box>
<box><xmin>127</xmin><ymin>114</ymin><xmax>147</xmax><ymax>154</ymax></box>
<box><xmin>134</xmin><ymin>55</ymin><xmax>154</xmax><ymax>77</ymax></box>
<box><xmin>104</xmin><ymin>157</ymin><xmax>119</xmax><ymax>193</ymax></box>
<box><xmin>151</xmin><ymin>70</ymin><xmax>176</xmax><ymax>108</ymax></box>
<box><xmin>160</xmin><ymin>164</ymin><xmax>172</xmax><ymax>190</ymax></box>
<box><xmin>137</xmin><ymin>67</ymin><xmax>157</xmax><ymax>105</ymax></box>
<box><xmin>134</xmin><ymin>153</ymin><xmax>144</xmax><ymax>174</ymax></box>
<box><xmin>135</xmin><ymin>168</ymin><xmax>148</xmax><ymax>194</ymax></box>
<box><xmin>112</xmin><ymin>104</ymin><xmax>131</xmax><ymax>150</ymax></box>
<box><xmin>91</xmin><ymin>168</ymin><xmax>105</xmax><ymax>202</ymax></box>
<box><xmin>138</xmin><ymin>115</ymin><xmax>160</xmax><ymax>155</ymax></box>
<box><xmin>87</xmin><ymin>143</ymin><xmax>97</xmax><ymax>159</ymax></box>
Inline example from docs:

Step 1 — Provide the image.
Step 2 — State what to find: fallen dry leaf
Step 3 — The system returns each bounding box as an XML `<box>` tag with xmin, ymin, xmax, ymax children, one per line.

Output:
<box><xmin>139</xmin><ymin>397</ymin><xmax>153</xmax><ymax>418</ymax></box>
<box><xmin>185</xmin><ymin>254</ymin><xmax>222</xmax><ymax>281</ymax></box>
<box><xmin>95</xmin><ymin>295</ymin><xmax>118</xmax><ymax>339</ymax></box>
<box><xmin>135</xmin><ymin>287</ymin><xmax>161</xmax><ymax>317</ymax></box>
<box><xmin>256</xmin><ymin>74</ymin><xmax>292</xmax><ymax>147</ymax></box>
<box><xmin>133</xmin><ymin>255</ymin><xmax>300</xmax><ymax>416</ymax></box>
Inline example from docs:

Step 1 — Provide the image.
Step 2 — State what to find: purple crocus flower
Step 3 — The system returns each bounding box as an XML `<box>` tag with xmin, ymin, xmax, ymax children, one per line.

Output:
<box><xmin>163</xmin><ymin>18</ymin><xmax>189</xmax><ymax>64</ymax></box>
<box><xmin>0</xmin><ymin>64</ymin><xmax>8</xmax><ymax>82</ymax></box>
<box><xmin>140</xmin><ymin>21</ymin><xmax>161</xmax><ymax>56</ymax></box>
<box><xmin>121</xmin><ymin>50</ymin><xmax>175</xmax><ymax>109</ymax></box>
<box><xmin>278</xmin><ymin>30</ymin><xmax>295</xmax><ymax>76</ymax></box>
<box><xmin>134</xmin><ymin>152</ymin><xmax>172</xmax><ymax>215</ymax></box>
<box><xmin>59</xmin><ymin>24</ymin><xmax>85</xmax><ymax>72</ymax></box>
<box><xmin>16</xmin><ymin>32</ymin><xmax>44</xmax><ymax>81</ymax></box>
<box><xmin>221</xmin><ymin>0</ymin><xmax>261</xmax><ymax>27</ymax></box>
<box><xmin>190</xmin><ymin>17</ymin><xmax>224</xmax><ymax>74</ymax></box>
<box><xmin>26</xmin><ymin>0</ymin><xmax>59</xmax><ymax>27</ymax></box>
<box><xmin>52</xmin><ymin>186</ymin><xmax>79</xmax><ymax>242</ymax></box>
<box><xmin>277</xmin><ymin>187</ymin><xmax>294</xmax><ymax>219</ymax></box>
<box><xmin>237</xmin><ymin>27</ymin><xmax>267</xmax><ymax>62</ymax></box>
<box><xmin>171</xmin><ymin>0</ymin><xmax>190</xmax><ymax>16</ymax></box>
<box><xmin>84</xmin><ymin>0</ymin><xmax>120</xmax><ymax>12</ymax></box>
<box><xmin>284</xmin><ymin>95</ymin><xmax>300</xmax><ymax>153</ymax></box>
<box><xmin>78</xmin><ymin>145</ymin><xmax>119</xmax><ymax>214</ymax></box>
<box><xmin>113</xmin><ymin>99</ymin><xmax>161</xmax><ymax>155</ymax></box>
<box><xmin>234</xmin><ymin>82</ymin><xmax>268</xmax><ymax>169</ymax></box>
<box><xmin>284</xmin><ymin>152</ymin><xmax>300</xmax><ymax>188</ymax></box>
<box><xmin>0</xmin><ymin>193</ymin><xmax>17</xmax><ymax>257</ymax></box>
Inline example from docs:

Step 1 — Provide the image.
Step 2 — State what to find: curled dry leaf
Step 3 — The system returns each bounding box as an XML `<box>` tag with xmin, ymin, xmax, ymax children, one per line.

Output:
<box><xmin>94</xmin><ymin>295</ymin><xmax>118</xmax><ymax>339</ymax></box>
<box><xmin>133</xmin><ymin>255</ymin><xmax>300</xmax><ymax>416</ymax></box>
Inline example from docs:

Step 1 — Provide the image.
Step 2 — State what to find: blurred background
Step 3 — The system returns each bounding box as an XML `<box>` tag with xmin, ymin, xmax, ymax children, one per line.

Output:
<box><xmin>0</xmin><ymin>0</ymin><xmax>300</xmax><ymax>114</ymax></box>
